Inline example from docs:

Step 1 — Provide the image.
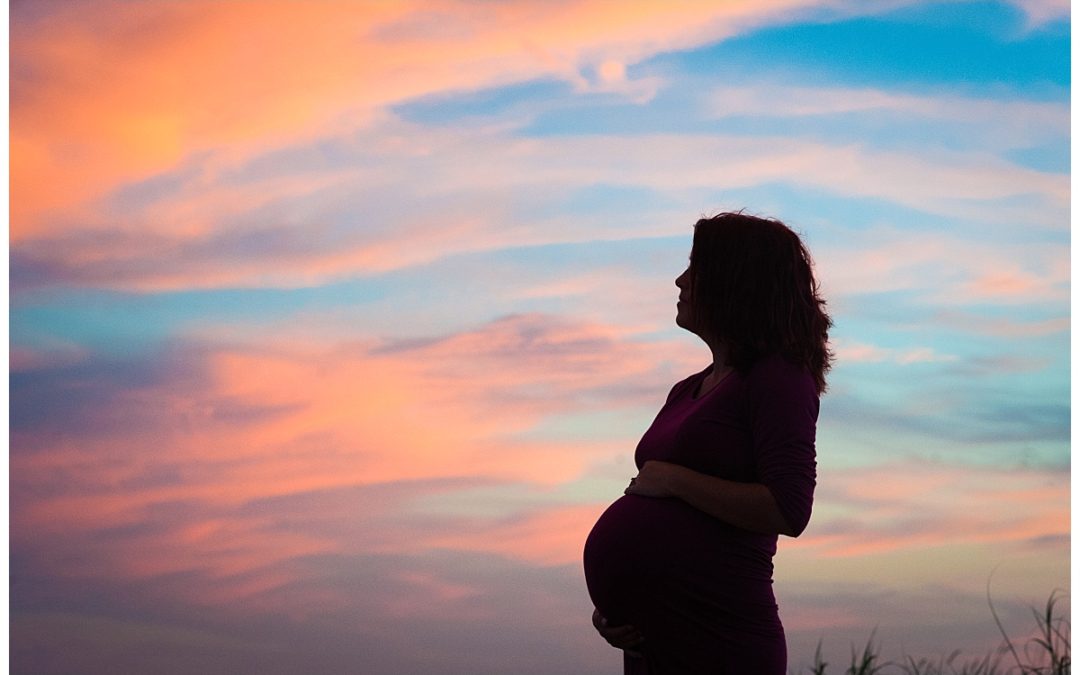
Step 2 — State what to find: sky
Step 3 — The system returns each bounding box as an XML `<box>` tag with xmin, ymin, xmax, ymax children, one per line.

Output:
<box><xmin>8</xmin><ymin>1</ymin><xmax>1070</xmax><ymax>673</ymax></box>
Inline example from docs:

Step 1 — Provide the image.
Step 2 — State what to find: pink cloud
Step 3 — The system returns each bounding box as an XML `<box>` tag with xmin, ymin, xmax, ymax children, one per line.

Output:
<box><xmin>1011</xmin><ymin>0</ymin><xmax>1070</xmax><ymax>27</ymax></box>
<box><xmin>11</xmin><ymin>0</ymin><xmax>847</xmax><ymax>244</ymax></box>
<box><xmin>13</xmin><ymin>0</ymin><xmax>1066</xmax><ymax>296</ymax></box>
<box><xmin>10</xmin><ymin>340</ymin><xmax>90</xmax><ymax>372</ymax></box>
<box><xmin>794</xmin><ymin>461</ymin><xmax>1069</xmax><ymax>559</ymax></box>
<box><xmin>425</xmin><ymin>503</ymin><xmax>610</xmax><ymax>566</ymax></box>
<box><xmin>833</xmin><ymin>340</ymin><xmax>957</xmax><ymax>365</ymax></box>
<box><xmin>817</xmin><ymin>229</ymin><xmax>1068</xmax><ymax>306</ymax></box>
<box><xmin>14</xmin><ymin>311</ymin><xmax>1065</xmax><ymax>605</ymax></box>
<box><xmin>13</xmin><ymin>121</ymin><xmax>1067</xmax><ymax>295</ymax></box>
<box><xmin>11</xmin><ymin>313</ymin><xmax>684</xmax><ymax>604</ymax></box>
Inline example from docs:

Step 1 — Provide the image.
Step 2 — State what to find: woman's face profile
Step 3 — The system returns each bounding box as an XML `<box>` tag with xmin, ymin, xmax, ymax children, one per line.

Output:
<box><xmin>675</xmin><ymin>267</ymin><xmax>693</xmax><ymax>331</ymax></box>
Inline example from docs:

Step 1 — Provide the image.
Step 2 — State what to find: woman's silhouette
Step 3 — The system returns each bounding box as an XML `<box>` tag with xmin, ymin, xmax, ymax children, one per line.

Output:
<box><xmin>584</xmin><ymin>212</ymin><xmax>832</xmax><ymax>674</ymax></box>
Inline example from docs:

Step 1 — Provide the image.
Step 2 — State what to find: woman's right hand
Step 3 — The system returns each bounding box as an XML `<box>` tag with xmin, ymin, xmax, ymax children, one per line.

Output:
<box><xmin>591</xmin><ymin>608</ymin><xmax>645</xmax><ymax>655</ymax></box>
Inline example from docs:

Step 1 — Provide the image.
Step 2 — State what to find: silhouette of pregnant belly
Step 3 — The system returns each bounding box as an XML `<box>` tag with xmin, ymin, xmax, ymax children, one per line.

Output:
<box><xmin>584</xmin><ymin>492</ymin><xmax>763</xmax><ymax>627</ymax></box>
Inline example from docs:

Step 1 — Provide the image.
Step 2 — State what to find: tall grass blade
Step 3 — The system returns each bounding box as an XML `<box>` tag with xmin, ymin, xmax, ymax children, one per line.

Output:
<box><xmin>846</xmin><ymin>629</ymin><xmax>885</xmax><ymax>675</ymax></box>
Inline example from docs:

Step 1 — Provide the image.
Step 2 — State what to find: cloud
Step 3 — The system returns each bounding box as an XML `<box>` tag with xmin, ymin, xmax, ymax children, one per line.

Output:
<box><xmin>929</xmin><ymin>311</ymin><xmax>1068</xmax><ymax>338</ymax></box>
<box><xmin>11</xmin><ymin>117</ymin><xmax>1068</xmax><ymax>295</ymax></box>
<box><xmin>12</xmin><ymin>548</ymin><xmax>611</xmax><ymax>675</ymax></box>
<box><xmin>816</xmin><ymin>228</ymin><xmax>1068</xmax><ymax>306</ymax></box>
<box><xmin>11</xmin><ymin>313</ymin><xmax>686</xmax><ymax>598</ymax></box>
<box><xmin>14</xmin><ymin>0</ymin><xmax>1067</xmax><ymax>297</ymax></box>
<box><xmin>11</xmin><ymin>0</ymin><xmax>863</xmax><ymax>243</ymax></box>
<box><xmin>13</xmin><ymin>312</ymin><xmax>1066</xmax><ymax>638</ymax></box>
<box><xmin>424</xmin><ymin>503</ymin><xmax>608</xmax><ymax>566</ymax></box>
<box><xmin>12</xmin><ymin>353</ymin><xmax>626</xmax><ymax>670</ymax></box>
<box><xmin>795</xmin><ymin>461</ymin><xmax>1068</xmax><ymax>558</ymax></box>
<box><xmin>833</xmin><ymin>340</ymin><xmax>956</xmax><ymax>365</ymax></box>
<box><xmin>10</xmin><ymin>339</ymin><xmax>90</xmax><ymax>372</ymax></box>
<box><xmin>821</xmin><ymin>377</ymin><xmax>1068</xmax><ymax>461</ymax></box>
<box><xmin>11</xmin><ymin>315</ymin><xmax>656</xmax><ymax>668</ymax></box>
<box><xmin>1010</xmin><ymin>0</ymin><xmax>1070</xmax><ymax>28</ymax></box>
<box><xmin>708</xmin><ymin>84</ymin><xmax>1068</xmax><ymax>149</ymax></box>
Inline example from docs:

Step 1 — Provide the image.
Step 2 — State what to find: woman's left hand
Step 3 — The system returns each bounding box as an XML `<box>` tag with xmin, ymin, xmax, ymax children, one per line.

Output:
<box><xmin>624</xmin><ymin>460</ymin><xmax>681</xmax><ymax>498</ymax></box>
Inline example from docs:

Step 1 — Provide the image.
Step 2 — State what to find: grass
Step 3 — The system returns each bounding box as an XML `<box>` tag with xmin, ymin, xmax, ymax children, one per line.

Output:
<box><xmin>800</xmin><ymin>591</ymin><xmax>1070</xmax><ymax>675</ymax></box>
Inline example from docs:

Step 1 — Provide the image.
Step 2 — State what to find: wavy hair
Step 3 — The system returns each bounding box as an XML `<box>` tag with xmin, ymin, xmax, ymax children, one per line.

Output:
<box><xmin>689</xmin><ymin>212</ymin><xmax>833</xmax><ymax>393</ymax></box>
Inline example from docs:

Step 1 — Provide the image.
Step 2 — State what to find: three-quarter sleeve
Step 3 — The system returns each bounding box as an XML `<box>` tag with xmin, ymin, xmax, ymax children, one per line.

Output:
<box><xmin>747</xmin><ymin>356</ymin><xmax>819</xmax><ymax>537</ymax></box>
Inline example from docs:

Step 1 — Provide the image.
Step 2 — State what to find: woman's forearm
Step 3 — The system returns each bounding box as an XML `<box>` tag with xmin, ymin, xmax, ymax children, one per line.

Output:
<box><xmin>665</xmin><ymin>464</ymin><xmax>796</xmax><ymax>536</ymax></box>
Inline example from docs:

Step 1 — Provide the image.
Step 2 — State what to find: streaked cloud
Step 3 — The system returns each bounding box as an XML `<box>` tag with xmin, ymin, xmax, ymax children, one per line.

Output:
<box><xmin>929</xmin><ymin>311</ymin><xmax>1068</xmax><ymax>338</ymax></box>
<box><xmin>11</xmin><ymin>314</ymin><xmax>682</xmax><ymax>589</ymax></box>
<box><xmin>11</xmin><ymin>0</ymin><xmax>865</xmax><ymax>242</ymax></box>
<box><xmin>833</xmin><ymin>340</ymin><xmax>957</xmax><ymax>365</ymax></box>
<box><xmin>802</xmin><ymin>461</ymin><xmax>1069</xmax><ymax>558</ymax></box>
<box><xmin>817</xmin><ymin>229</ymin><xmax>1067</xmax><ymax>305</ymax></box>
<box><xmin>1012</xmin><ymin>0</ymin><xmax>1070</xmax><ymax>27</ymax></box>
<box><xmin>12</xmin><ymin>124</ymin><xmax>1067</xmax><ymax>294</ymax></box>
<box><xmin>13</xmin><ymin>0</ymin><xmax>1067</xmax><ymax>297</ymax></box>
<box><xmin>710</xmin><ymin>84</ymin><xmax>1066</xmax><ymax>132</ymax></box>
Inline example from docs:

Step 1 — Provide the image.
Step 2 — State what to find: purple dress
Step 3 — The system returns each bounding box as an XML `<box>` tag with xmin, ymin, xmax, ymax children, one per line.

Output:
<box><xmin>583</xmin><ymin>354</ymin><xmax>818</xmax><ymax>674</ymax></box>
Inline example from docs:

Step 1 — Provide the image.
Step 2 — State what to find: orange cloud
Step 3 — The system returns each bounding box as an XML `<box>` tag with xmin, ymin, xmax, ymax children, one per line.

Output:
<box><xmin>16</xmin><ymin>322</ymin><xmax>1067</xmax><ymax>620</ymax></box>
<box><xmin>426</xmin><ymin>503</ymin><xmax>609</xmax><ymax>566</ymax></box>
<box><xmin>11</xmin><ymin>314</ymin><xmax>683</xmax><ymax>604</ymax></box>
<box><xmin>12</xmin><ymin>117</ymin><xmax>1067</xmax><ymax>295</ymax></box>
<box><xmin>11</xmin><ymin>2</ymin><xmax>1067</xmax><ymax>298</ymax></box>
<box><xmin>12</xmin><ymin>0</ymin><xmax>834</xmax><ymax>243</ymax></box>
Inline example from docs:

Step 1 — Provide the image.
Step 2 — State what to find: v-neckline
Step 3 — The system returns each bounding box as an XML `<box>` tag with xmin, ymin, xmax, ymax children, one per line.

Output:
<box><xmin>692</xmin><ymin>365</ymin><xmax>734</xmax><ymax>400</ymax></box>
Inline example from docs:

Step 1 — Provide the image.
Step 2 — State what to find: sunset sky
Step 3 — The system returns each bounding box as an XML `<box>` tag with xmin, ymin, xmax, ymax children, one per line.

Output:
<box><xmin>9</xmin><ymin>1</ymin><xmax>1070</xmax><ymax>673</ymax></box>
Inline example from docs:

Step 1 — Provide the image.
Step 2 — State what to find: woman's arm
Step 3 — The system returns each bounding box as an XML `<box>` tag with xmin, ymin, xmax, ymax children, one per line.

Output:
<box><xmin>625</xmin><ymin>460</ymin><xmax>797</xmax><ymax>536</ymax></box>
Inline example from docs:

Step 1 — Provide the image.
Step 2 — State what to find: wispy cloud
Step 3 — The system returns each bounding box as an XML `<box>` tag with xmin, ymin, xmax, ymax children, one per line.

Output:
<box><xmin>12</xmin><ymin>121</ymin><xmax>1067</xmax><ymax>294</ymax></box>
<box><xmin>817</xmin><ymin>228</ymin><xmax>1068</xmax><ymax>305</ymax></box>
<box><xmin>708</xmin><ymin>84</ymin><xmax>1068</xmax><ymax>148</ymax></box>
<box><xmin>798</xmin><ymin>461</ymin><xmax>1069</xmax><ymax>558</ymax></box>
<box><xmin>833</xmin><ymin>340</ymin><xmax>957</xmax><ymax>365</ymax></box>
<box><xmin>11</xmin><ymin>0</ymin><xmax>864</xmax><ymax>242</ymax></box>
<box><xmin>14</xmin><ymin>0</ymin><xmax>1067</xmax><ymax>297</ymax></box>
<box><xmin>1011</xmin><ymin>0</ymin><xmax>1071</xmax><ymax>28</ymax></box>
<box><xmin>929</xmin><ymin>311</ymin><xmax>1068</xmax><ymax>338</ymax></box>
<box><xmin>11</xmin><ymin>314</ymin><xmax>685</xmax><ymax>594</ymax></box>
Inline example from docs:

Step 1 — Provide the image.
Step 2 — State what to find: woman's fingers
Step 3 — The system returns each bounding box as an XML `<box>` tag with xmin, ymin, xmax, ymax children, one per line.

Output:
<box><xmin>605</xmin><ymin>627</ymin><xmax>645</xmax><ymax>648</ymax></box>
<box><xmin>591</xmin><ymin>610</ymin><xmax>645</xmax><ymax>649</ymax></box>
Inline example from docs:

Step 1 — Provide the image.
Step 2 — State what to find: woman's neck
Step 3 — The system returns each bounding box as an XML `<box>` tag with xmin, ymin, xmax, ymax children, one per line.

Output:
<box><xmin>695</xmin><ymin>339</ymin><xmax>732</xmax><ymax>397</ymax></box>
<box><xmin>705</xmin><ymin>338</ymin><xmax>729</xmax><ymax>374</ymax></box>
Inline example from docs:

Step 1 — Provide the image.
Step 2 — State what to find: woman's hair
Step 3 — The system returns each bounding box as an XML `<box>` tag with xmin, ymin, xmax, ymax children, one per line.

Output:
<box><xmin>689</xmin><ymin>211</ymin><xmax>833</xmax><ymax>393</ymax></box>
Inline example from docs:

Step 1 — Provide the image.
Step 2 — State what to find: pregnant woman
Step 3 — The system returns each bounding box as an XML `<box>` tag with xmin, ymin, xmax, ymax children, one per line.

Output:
<box><xmin>583</xmin><ymin>212</ymin><xmax>832</xmax><ymax>674</ymax></box>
